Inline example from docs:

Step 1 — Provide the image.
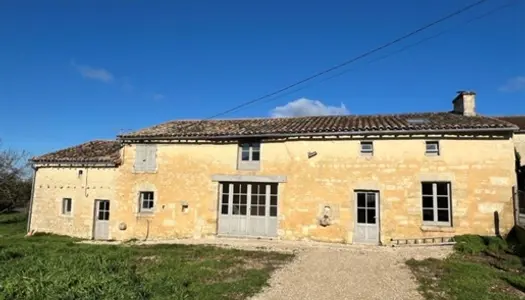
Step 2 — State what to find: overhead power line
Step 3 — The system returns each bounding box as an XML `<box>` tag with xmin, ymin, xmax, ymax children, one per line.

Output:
<box><xmin>196</xmin><ymin>0</ymin><xmax>491</xmax><ymax>121</ymax></box>
<box><xmin>245</xmin><ymin>1</ymin><xmax>518</xmax><ymax>112</ymax></box>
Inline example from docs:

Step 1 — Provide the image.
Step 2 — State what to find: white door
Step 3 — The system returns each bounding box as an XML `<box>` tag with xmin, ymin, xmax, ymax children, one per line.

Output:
<box><xmin>353</xmin><ymin>191</ymin><xmax>380</xmax><ymax>244</ymax></box>
<box><xmin>93</xmin><ymin>200</ymin><xmax>110</xmax><ymax>240</ymax></box>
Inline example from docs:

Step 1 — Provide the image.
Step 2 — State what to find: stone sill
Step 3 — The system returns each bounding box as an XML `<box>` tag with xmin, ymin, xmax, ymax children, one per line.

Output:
<box><xmin>420</xmin><ymin>225</ymin><xmax>455</xmax><ymax>233</ymax></box>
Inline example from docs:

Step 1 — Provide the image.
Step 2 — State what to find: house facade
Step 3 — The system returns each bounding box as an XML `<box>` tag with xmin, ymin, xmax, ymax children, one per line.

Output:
<box><xmin>28</xmin><ymin>92</ymin><xmax>521</xmax><ymax>244</ymax></box>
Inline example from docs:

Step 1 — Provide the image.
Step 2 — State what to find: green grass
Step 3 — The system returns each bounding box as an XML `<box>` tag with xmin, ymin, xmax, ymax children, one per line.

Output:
<box><xmin>0</xmin><ymin>213</ymin><xmax>293</xmax><ymax>300</ymax></box>
<box><xmin>407</xmin><ymin>234</ymin><xmax>525</xmax><ymax>300</ymax></box>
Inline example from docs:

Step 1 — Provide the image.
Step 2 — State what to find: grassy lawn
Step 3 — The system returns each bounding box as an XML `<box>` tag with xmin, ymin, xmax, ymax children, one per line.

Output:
<box><xmin>407</xmin><ymin>234</ymin><xmax>525</xmax><ymax>300</ymax></box>
<box><xmin>0</xmin><ymin>213</ymin><xmax>292</xmax><ymax>300</ymax></box>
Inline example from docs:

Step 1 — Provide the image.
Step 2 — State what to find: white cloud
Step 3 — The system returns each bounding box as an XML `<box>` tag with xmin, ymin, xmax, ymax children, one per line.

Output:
<box><xmin>499</xmin><ymin>76</ymin><xmax>525</xmax><ymax>92</ymax></box>
<box><xmin>270</xmin><ymin>98</ymin><xmax>349</xmax><ymax>117</ymax></box>
<box><xmin>71</xmin><ymin>60</ymin><xmax>114</xmax><ymax>83</ymax></box>
<box><xmin>153</xmin><ymin>93</ymin><xmax>165</xmax><ymax>100</ymax></box>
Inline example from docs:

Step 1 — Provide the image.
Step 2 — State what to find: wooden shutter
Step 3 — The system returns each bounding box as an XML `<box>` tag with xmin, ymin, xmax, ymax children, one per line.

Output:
<box><xmin>146</xmin><ymin>145</ymin><xmax>157</xmax><ymax>171</ymax></box>
<box><xmin>134</xmin><ymin>145</ymin><xmax>146</xmax><ymax>171</ymax></box>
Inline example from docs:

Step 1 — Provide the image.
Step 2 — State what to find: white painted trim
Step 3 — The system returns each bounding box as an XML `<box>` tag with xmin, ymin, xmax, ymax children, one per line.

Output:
<box><xmin>211</xmin><ymin>174</ymin><xmax>287</xmax><ymax>183</ymax></box>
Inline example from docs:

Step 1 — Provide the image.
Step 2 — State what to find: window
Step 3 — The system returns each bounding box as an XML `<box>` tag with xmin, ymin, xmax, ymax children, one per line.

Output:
<box><xmin>139</xmin><ymin>191</ymin><xmax>155</xmax><ymax>213</ymax></box>
<box><xmin>238</xmin><ymin>141</ymin><xmax>261</xmax><ymax>170</ymax></box>
<box><xmin>219</xmin><ymin>182</ymin><xmax>278</xmax><ymax>217</ymax></box>
<box><xmin>360</xmin><ymin>141</ymin><xmax>373</xmax><ymax>155</ymax></box>
<box><xmin>62</xmin><ymin>198</ymin><xmax>72</xmax><ymax>215</ymax></box>
<box><xmin>421</xmin><ymin>182</ymin><xmax>451</xmax><ymax>226</ymax></box>
<box><xmin>425</xmin><ymin>141</ymin><xmax>440</xmax><ymax>155</ymax></box>
<box><xmin>134</xmin><ymin>144</ymin><xmax>157</xmax><ymax>172</ymax></box>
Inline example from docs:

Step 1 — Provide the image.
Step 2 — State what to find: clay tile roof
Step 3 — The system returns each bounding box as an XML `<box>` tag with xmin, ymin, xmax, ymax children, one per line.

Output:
<box><xmin>118</xmin><ymin>112</ymin><xmax>517</xmax><ymax>140</ymax></box>
<box><xmin>495</xmin><ymin>116</ymin><xmax>525</xmax><ymax>132</ymax></box>
<box><xmin>31</xmin><ymin>140</ymin><xmax>121</xmax><ymax>165</ymax></box>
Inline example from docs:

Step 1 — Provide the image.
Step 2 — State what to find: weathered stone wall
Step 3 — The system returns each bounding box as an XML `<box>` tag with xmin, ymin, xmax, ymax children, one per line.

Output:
<box><xmin>30</xmin><ymin>167</ymin><xmax>117</xmax><ymax>239</ymax></box>
<box><xmin>111</xmin><ymin>136</ymin><xmax>516</xmax><ymax>244</ymax></box>
<box><xmin>514</xmin><ymin>133</ymin><xmax>525</xmax><ymax>166</ymax></box>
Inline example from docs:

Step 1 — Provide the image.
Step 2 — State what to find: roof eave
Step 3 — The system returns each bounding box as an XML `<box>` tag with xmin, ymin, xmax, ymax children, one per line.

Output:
<box><xmin>118</xmin><ymin>126</ymin><xmax>517</xmax><ymax>141</ymax></box>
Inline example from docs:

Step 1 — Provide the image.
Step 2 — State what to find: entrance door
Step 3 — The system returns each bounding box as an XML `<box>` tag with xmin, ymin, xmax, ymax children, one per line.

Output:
<box><xmin>353</xmin><ymin>191</ymin><xmax>379</xmax><ymax>244</ymax></box>
<box><xmin>218</xmin><ymin>182</ymin><xmax>278</xmax><ymax>237</ymax></box>
<box><xmin>93</xmin><ymin>200</ymin><xmax>110</xmax><ymax>240</ymax></box>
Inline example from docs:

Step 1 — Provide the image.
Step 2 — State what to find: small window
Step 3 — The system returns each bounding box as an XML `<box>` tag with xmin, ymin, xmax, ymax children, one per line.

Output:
<box><xmin>62</xmin><ymin>198</ymin><xmax>72</xmax><ymax>215</ymax></box>
<box><xmin>425</xmin><ymin>141</ymin><xmax>440</xmax><ymax>155</ymax></box>
<box><xmin>238</xmin><ymin>141</ymin><xmax>261</xmax><ymax>170</ymax></box>
<box><xmin>360</xmin><ymin>141</ymin><xmax>373</xmax><ymax>155</ymax></box>
<box><xmin>139</xmin><ymin>191</ymin><xmax>155</xmax><ymax>213</ymax></box>
<box><xmin>421</xmin><ymin>182</ymin><xmax>451</xmax><ymax>226</ymax></box>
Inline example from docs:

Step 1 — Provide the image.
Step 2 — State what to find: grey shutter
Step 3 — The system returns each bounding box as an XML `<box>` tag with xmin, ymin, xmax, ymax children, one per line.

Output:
<box><xmin>146</xmin><ymin>145</ymin><xmax>157</xmax><ymax>171</ymax></box>
<box><xmin>135</xmin><ymin>145</ymin><xmax>146</xmax><ymax>171</ymax></box>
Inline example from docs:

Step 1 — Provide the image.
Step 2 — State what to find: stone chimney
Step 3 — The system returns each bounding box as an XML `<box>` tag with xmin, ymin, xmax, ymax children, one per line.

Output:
<box><xmin>452</xmin><ymin>91</ymin><xmax>476</xmax><ymax>116</ymax></box>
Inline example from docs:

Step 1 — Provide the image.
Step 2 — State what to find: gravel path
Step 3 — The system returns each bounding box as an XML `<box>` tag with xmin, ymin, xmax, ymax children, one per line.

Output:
<box><xmin>250</xmin><ymin>244</ymin><xmax>451</xmax><ymax>300</ymax></box>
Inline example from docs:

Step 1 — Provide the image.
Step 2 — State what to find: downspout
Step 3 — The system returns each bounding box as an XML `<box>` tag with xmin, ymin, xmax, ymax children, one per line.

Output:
<box><xmin>26</xmin><ymin>166</ymin><xmax>37</xmax><ymax>234</ymax></box>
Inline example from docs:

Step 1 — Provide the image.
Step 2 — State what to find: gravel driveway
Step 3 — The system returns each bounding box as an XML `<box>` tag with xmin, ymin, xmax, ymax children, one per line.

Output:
<box><xmin>249</xmin><ymin>243</ymin><xmax>451</xmax><ymax>300</ymax></box>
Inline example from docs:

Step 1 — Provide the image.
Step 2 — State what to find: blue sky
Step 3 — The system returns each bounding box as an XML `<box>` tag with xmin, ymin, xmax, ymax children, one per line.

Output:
<box><xmin>0</xmin><ymin>0</ymin><xmax>524</xmax><ymax>156</ymax></box>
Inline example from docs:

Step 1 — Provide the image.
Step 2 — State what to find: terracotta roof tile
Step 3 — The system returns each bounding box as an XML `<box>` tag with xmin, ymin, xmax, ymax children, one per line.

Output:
<box><xmin>119</xmin><ymin>112</ymin><xmax>517</xmax><ymax>139</ymax></box>
<box><xmin>495</xmin><ymin>116</ymin><xmax>525</xmax><ymax>132</ymax></box>
<box><xmin>32</xmin><ymin>140</ymin><xmax>121</xmax><ymax>164</ymax></box>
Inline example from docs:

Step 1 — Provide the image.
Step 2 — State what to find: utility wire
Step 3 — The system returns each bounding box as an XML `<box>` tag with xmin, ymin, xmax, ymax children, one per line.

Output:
<box><xmin>241</xmin><ymin>0</ymin><xmax>518</xmax><ymax>112</ymax></box>
<box><xmin>197</xmin><ymin>0</ymin><xmax>491</xmax><ymax>121</ymax></box>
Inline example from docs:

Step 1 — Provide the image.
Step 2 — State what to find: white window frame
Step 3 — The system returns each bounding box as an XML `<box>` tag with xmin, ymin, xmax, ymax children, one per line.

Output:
<box><xmin>360</xmin><ymin>141</ymin><xmax>374</xmax><ymax>156</ymax></box>
<box><xmin>139</xmin><ymin>191</ymin><xmax>155</xmax><ymax>213</ymax></box>
<box><xmin>62</xmin><ymin>198</ymin><xmax>72</xmax><ymax>215</ymax></box>
<box><xmin>425</xmin><ymin>141</ymin><xmax>440</xmax><ymax>156</ymax></box>
<box><xmin>421</xmin><ymin>182</ymin><xmax>452</xmax><ymax>226</ymax></box>
<box><xmin>238</xmin><ymin>141</ymin><xmax>261</xmax><ymax>170</ymax></box>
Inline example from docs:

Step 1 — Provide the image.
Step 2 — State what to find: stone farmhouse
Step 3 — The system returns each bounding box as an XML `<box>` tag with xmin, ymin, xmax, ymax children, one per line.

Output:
<box><xmin>27</xmin><ymin>92</ymin><xmax>523</xmax><ymax>245</ymax></box>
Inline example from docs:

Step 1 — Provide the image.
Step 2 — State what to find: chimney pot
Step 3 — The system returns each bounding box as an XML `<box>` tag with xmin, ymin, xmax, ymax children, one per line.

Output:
<box><xmin>453</xmin><ymin>91</ymin><xmax>476</xmax><ymax>116</ymax></box>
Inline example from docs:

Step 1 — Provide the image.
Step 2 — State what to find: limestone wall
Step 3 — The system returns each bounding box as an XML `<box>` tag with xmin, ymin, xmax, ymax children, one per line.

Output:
<box><xmin>30</xmin><ymin>167</ymin><xmax>117</xmax><ymax>239</ymax></box>
<box><xmin>113</xmin><ymin>136</ymin><xmax>516</xmax><ymax>244</ymax></box>
<box><xmin>514</xmin><ymin>133</ymin><xmax>525</xmax><ymax>166</ymax></box>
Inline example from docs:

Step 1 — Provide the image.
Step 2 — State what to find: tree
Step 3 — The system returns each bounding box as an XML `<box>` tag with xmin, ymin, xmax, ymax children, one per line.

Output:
<box><xmin>0</xmin><ymin>142</ymin><xmax>32</xmax><ymax>212</ymax></box>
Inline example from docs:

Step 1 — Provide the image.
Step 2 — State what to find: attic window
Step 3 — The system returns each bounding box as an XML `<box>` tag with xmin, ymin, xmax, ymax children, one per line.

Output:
<box><xmin>407</xmin><ymin>118</ymin><xmax>429</xmax><ymax>124</ymax></box>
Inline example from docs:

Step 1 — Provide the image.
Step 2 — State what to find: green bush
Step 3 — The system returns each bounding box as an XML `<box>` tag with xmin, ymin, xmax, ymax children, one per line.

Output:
<box><xmin>454</xmin><ymin>235</ymin><xmax>487</xmax><ymax>254</ymax></box>
<box><xmin>484</xmin><ymin>236</ymin><xmax>508</xmax><ymax>253</ymax></box>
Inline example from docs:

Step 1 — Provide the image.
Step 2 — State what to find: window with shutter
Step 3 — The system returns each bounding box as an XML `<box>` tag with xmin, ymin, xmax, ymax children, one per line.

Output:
<box><xmin>134</xmin><ymin>144</ymin><xmax>157</xmax><ymax>172</ymax></box>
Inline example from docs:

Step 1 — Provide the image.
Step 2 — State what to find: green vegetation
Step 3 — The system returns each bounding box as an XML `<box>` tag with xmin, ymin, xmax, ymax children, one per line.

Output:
<box><xmin>407</xmin><ymin>234</ymin><xmax>525</xmax><ymax>300</ymax></box>
<box><xmin>0</xmin><ymin>213</ymin><xmax>292</xmax><ymax>300</ymax></box>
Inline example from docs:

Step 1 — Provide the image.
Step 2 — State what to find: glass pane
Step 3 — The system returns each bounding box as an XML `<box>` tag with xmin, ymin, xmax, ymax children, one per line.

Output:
<box><xmin>240</xmin><ymin>184</ymin><xmax>247</xmax><ymax>194</ymax></box>
<box><xmin>258</xmin><ymin>195</ymin><xmax>266</xmax><ymax>205</ymax></box>
<box><xmin>232</xmin><ymin>205</ymin><xmax>240</xmax><ymax>215</ymax></box>
<box><xmin>437</xmin><ymin>210</ymin><xmax>449</xmax><ymax>222</ymax></box>
<box><xmin>250</xmin><ymin>206</ymin><xmax>258</xmax><ymax>216</ymax></box>
<box><xmin>241</xmin><ymin>143</ymin><xmax>250</xmax><ymax>151</ymax></box>
<box><xmin>222</xmin><ymin>194</ymin><xmax>229</xmax><ymax>204</ymax></box>
<box><xmin>270</xmin><ymin>184</ymin><xmax>277</xmax><ymax>195</ymax></box>
<box><xmin>422</xmin><ymin>209</ymin><xmax>434</xmax><ymax>221</ymax></box>
<box><xmin>366</xmin><ymin>193</ymin><xmax>375</xmax><ymax>208</ymax></box>
<box><xmin>252</xmin><ymin>151</ymin><xmax>260</xmax><ymax>161</ymax></box>
<box><xmin>233</xmin><ymin>184</ymin><xmax>240</xmax><ymax>193</ymax></box>
<box><xmin>233</xmin><ymin>194</ymin><xmax>240</xmax><ymax>204</ymax></box>
<box><xmin>222</xmin><ymin>183</ymin><xmax>229</xmax><ymax>193</ymax></box>
<box><xmin>251</xmin><ymin>194</ymin><xmax>258</xmax><ymax>205</ymax></box>
<box><xmin>148</xmin><ymin>200</ymin><xmax>154</xmax><ymax>209</ymax></box>
<box><xmin>422</xmin><ymin>183</ymin><xmax>433</xmax><ymax>195</ymax></box>
<box><xmin>240</xmin><ymin>205</ymin><xmax>247</xmax><ymax>215</ymax></box>
<box><xmin>437</xmin><ymin>196</ymin><xmax>449</xmax><ymax>209</ymax></box>
<box><xmin>270</xmin><ymin>195</ymin><xmax>277</xmax><ymax>206</ymax></box>
<box><xmin>258</xmin><ymin>206</ymin><xmax>265</xmax><ymax>216</ymax></box>
<box><xmin>270</xmin><ymin>206</ymin><xmax>277</xmax><ymax>217</ymax></box>
<box><xmin>98</xmin><ymin>211</ymin><xmax>104</xmax><ymax>220</ymax></box>
<box><xmin>422</xmin><ymin>196</ymin><xmax>434</xmax><ymax>208</ymax></box>
<box><xmin>241</xmin><ymin>150</ymin><xmax>250</xmax><ymax>161</ymax></box>
<box><xmin>436</xmin><ymin>183</ymin><xmax>448</xmax><ymax>196</ymax></box>
<box><xmin>252</xmin><ymin>143</ymin><xmax>260</xmax><ymax>151</ymax></box>
<box><xmin>357</xmin><ymin>209</ymin><xmax>366</xmax><ymax>223</ymax></box>
<box><xmin>240</xmin><ymin>194</ymin><xmax>247</xmax><ymax>205</ymax></box>
<box><xmin>104</xmin><ymin>212</ymin><xmax>110</xmax><ymax>220</ymax></box>
<box><xmin>221</xmin><ymin>205</ymin><xmax>228</xmax><ymax>215</ymax></box>
<box><xmin>105</xmin><ymin>201</ymin><xmax>110</xmax><ymax>210</ymax></box>
<box><xmin>366</xmin><ymin>208</ymin><xmax>376</xmax><ymax>224</ymax></box>
<box><xmin>357</xmin><ymin>193</ymin><xmax>366</xmax><ymax>208</ymax></box>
